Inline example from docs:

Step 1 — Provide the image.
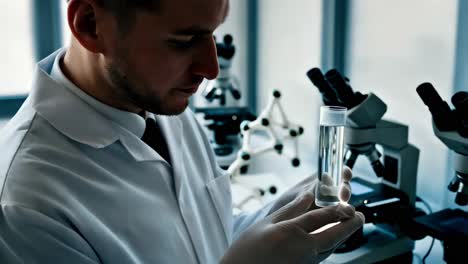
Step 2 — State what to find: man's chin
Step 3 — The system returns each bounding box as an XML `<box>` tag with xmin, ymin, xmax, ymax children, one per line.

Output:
<box><xmin>152</xmin><ymin>101</ymin><xmax>189</xmax><ymax>116</ymax></box>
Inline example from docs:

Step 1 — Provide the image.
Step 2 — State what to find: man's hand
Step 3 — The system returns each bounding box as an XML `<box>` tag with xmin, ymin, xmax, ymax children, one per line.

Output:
<box><xmin>221</xmin><ymin>194</ymin><xmax>365</xmax><ymax>264</ymax></box>
<box><xmin>267</xmin><ymin>166</ymin><xmax>353</xmax><ymax>215</ymax></box>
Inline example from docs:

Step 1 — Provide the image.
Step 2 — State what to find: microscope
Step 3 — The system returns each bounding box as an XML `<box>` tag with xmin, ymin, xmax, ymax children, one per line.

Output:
<box><xmin>307</xmin><ymin>68</ymin><xmax>420</xmax><ymax>263</ymax></box>
<box><xmin>416</xmin><ymin>83</ymin><xmax>468</xmax><ymax>205</ymax></box>
<box><xmin>406</xmin><ymin>83</ymin><xmax>468</xmax><ymax>263</ymax></box>
<box><xmin>195</xmin><ymin>34</ymin><xmax>255</xmax><ymax>169</ymax></box>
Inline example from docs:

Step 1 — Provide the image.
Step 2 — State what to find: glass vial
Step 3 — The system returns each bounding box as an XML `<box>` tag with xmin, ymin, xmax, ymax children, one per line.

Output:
<box><xmin>316</xmin><ymin>106</ymin><xmax>347</xmax><ymax>207</ymax></box>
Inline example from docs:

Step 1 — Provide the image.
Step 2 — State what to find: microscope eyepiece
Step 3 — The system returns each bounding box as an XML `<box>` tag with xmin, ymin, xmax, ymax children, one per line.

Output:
<box><xmin>224</xmin><ymin>34</ymin><xmax>233</xmax><ymax>45</ymax></box>
<box><xmin>216</xmin><ymin>34</ymin><xmax>235</xmax><ymax>59</ymax></box>
<box><xmin>324</xmin><ymin>69</ymin><xmax>365</xmax><ymax>109</ymax></box>
<box><xmin>325</xmin><ymin>70</ymin><xmax>354</xmax><ymax>105</ymax></box>
<box><xmin>416</xmin><ymin>83</ymin><xmax>441</xmax><ymax>106</ymax></box>
<box><xmin>451</xmin><ymin>91</ymin><xmax>468</xmax><ymax>137</ymax></box>
<box><xmin>451</xmin><ymin>91</ymin><xmax>468</xmax><ymax>112</ymax></box>
<box><xmin>416</xmin><ymin>82</ymin><xmax>456</xmax><ymax>131</ymax></box>
<box><xmin>306</xmin><ymin>68</ymin><xmax>341</xmax><ymax>106</ymax></box>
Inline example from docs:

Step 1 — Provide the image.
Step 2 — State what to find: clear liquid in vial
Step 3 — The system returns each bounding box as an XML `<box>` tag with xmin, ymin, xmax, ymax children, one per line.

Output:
<box><xmin>316</xmin><ymin>125</ymin><xmax>345</xmax><ymax>207</ymax></box>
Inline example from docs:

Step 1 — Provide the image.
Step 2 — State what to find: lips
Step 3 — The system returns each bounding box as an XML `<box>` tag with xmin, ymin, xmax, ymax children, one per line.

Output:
<box><xmin>176</xmin><ymin>83</ymin><xmax>201</xmax><ymax>95</ymax></box>
<box><xmin>178</xmin><ymin>80</ymin><xmax>203</xmax><ymax>94</ymax></box>
<box><xmin>176</xmin><ymin>76</ymin><xmax>204</xmax><ymax>95</ymax></box>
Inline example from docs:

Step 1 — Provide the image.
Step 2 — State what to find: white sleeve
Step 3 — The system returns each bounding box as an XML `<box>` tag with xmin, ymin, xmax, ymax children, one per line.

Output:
<box><xmin>0</xmin><ymin>204</ymin><xmax>100</xmax><ymax>264</ymax></box>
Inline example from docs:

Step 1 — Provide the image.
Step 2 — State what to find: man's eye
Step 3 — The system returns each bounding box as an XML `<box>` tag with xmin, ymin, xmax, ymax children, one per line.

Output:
<box><xmin>169</xmin><ymin>38</ymin><xmax>195</xmax><ymax>49</ymax></box>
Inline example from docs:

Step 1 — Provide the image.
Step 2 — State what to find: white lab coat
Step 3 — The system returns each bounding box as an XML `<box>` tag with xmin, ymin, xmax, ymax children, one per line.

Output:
<box><xmin>0</xmin><ymin>50</ymin><xmax>271</xmax><ymax>264</ymax></box>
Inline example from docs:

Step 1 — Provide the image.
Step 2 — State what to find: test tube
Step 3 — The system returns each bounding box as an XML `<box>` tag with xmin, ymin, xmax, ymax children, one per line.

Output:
<box><xmin>316</xmin><ymin>106</ymin><xmax>347</xmax><ymax>207</ymax></box>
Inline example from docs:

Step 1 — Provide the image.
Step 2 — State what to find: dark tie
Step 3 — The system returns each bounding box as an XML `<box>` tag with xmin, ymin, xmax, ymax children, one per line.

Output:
<box><xmin>141</xmin><ymin>118</ymin><xmax>172</xmax><ymax>165</ymax></box>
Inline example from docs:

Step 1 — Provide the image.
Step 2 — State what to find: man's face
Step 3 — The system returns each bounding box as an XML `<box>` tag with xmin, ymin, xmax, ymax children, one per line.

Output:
<box><xmin>101</xmin><ymin>0</ymin><xmax>229</xmax><ymax>115</ymax></box>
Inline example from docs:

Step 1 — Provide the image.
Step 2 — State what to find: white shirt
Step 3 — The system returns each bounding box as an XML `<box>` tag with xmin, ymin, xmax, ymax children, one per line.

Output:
<box><xmin>0</xmin><ymin>49</ymin><xmax>270</xmax><ymax>264</ymax></box>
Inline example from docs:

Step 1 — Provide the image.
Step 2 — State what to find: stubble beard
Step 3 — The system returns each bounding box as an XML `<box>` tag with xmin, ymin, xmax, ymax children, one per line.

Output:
<box><xmin>106</xmin><ymin>60</ymin><xmax>185</xmax><ymax>116</ymax></box>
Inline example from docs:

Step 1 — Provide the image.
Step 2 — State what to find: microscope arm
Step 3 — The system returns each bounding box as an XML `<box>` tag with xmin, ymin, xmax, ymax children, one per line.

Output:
<box><xmin>345</xmin><ymin>120</ymin><xmax>409</xmax><ymax>150</ymax></box>
<box><xmin>347</xmin><ymin>93</ymin><xmax>387</xmax><ymax>127</ymax></box>
<box><xmin>433</xmin><ymin>121</ymin><xmax>468</xmax><ymax>157</ymax></box>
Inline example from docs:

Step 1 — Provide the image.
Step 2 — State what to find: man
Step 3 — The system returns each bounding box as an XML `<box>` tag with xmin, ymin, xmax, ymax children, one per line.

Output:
<box><xmin>0</xmin><ymin>0</ymin><xmax>364</xmax><ymax>263</ymax></box>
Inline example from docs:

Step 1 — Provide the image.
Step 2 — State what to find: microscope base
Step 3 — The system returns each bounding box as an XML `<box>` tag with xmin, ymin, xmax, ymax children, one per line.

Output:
<box><xmin>324</xmin><ymin>224</ymin><xmax>414</xmax><ymax>264</ymax></box>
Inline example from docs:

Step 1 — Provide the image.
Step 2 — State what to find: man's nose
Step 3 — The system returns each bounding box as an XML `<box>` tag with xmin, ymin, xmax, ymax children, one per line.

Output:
<box><xmin>191</xmin><ymin>37</ymin><xmax>220</xmax><ymax>80</ymax></box>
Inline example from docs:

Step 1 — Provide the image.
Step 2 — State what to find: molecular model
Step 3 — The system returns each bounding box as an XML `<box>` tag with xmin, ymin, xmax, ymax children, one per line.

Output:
<box><xmin>227</xmin><ymin>90</ymin><xmax>304</xmax><ymax>209</ymax></box>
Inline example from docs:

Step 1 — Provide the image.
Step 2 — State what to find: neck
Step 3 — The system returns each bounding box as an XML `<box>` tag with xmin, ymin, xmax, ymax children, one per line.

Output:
<box><xmin>61</xmin><ymin>39</ymin><xmax>142</xmax><ymax>113</ymax></box>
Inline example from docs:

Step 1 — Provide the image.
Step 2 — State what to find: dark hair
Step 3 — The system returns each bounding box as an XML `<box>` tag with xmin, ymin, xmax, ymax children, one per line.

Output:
<box><xmin>67</xmin><ymin>0</ymin><xmax>161</xmax><ymax>32</ymax></box>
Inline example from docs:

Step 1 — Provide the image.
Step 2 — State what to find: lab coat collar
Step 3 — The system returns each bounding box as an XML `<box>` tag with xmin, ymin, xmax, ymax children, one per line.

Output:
<box><xmin>31</xmin><ymin>50</ymin><xmax>120</xmax><ymax>149</ymax></box>
<box><xmin>49</xmin><ymin>49</ymin><xmax>146</xmax><ymax>141</ymax></box>
<box><xmin>30</xmin><ymin>50</ymin><xmax>173</xmax><ymax>163</ymax></box>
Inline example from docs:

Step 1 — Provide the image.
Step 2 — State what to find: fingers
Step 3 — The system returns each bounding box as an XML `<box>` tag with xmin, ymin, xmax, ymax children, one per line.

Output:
<box><xmin>318</xmin><ymin>182</ymin><xmax>351</xmax><ymax>202</ymax></box>
<box><xmin>270</xmin><ymin>193</ymin><xmax>315</xmax><ymax>223</ymax></box>
<box><xmin>342</xmin><ymin>166</ymin><xmax>352</xmax><ymax>182</ymax></box>
<box><xmin>340</xmin><ymin>166</ymin><xmax>352</xmax><ymax>202</ymax></box>
<box><xmin>339</xmin><ymin>182</ymin><xmax>351</xmax><ymax>202</ymax></box>
<box><xmin>311</xmin><ymin>211</ymin><xmax>365</xmax><ymax>253</ymax></box>
<box><xmin>318</xmin><ymin>167</ymin><xmax>352</xmax><ymax>186</ymax></box>
<box><xmin>318</xmin><ymin>184</ymin><xmax>338</xmax><ymax>197</ymax></box>
<box><xmin>321</xmin><ymin>169</ymin><xmax>350</xmax><ymax>186</ymax></box>
<box><xmin>288</xmin><ymin>204</ymin><xmax>356</xmax><ymax>233</ymax></box>
<box><xmin>320</xmin><ymin>173</ymin><xmax>334</xmax><ymax>185</ymax></box>
<box><xmin>316</xmin><ymin>174</ymin><xmax>335</xmax><ymax>197</ymax></box>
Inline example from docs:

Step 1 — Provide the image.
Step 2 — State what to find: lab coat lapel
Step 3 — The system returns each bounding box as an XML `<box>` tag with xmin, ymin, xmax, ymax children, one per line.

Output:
<box><xmin>156</xmin><ymin>115</ymin><xmax>215</xmax><ymax>263</ymax></box>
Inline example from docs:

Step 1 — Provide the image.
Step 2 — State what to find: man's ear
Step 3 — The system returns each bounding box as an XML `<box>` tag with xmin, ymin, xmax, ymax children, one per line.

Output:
<box><xmin>67</xmin><ymin>0</ymin><xmax>107</xmax><ymax>53</ymax></box>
